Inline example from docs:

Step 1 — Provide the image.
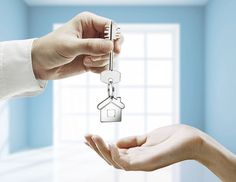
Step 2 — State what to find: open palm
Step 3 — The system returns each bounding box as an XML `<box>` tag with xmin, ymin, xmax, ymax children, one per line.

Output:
<box><xmin>85</xmin><ymin>124</ymin><xmax>202</xmax><ymax>171</ymax></box>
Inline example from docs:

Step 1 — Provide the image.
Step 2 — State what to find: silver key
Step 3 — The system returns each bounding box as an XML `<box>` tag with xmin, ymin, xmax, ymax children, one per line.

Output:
<box><xmin>104</xmin><ymin>23</ymin><xmax>121</xmax><ymax>40</ymax></box>
<box><xmin>100</xmin><ymin>70</ymin><xmax>121</xmax><ymax>84</ymax></box>
<box><xmin>97</xmin><ymin>21</ymin><xmax>125</xmax><ymax>123</ymax></box>
<box><xmin>104</xmin><ymin>22</ymin><xmax>120</xmax><ymax>71</ymax></box>
<box><xmin>101</xmin><ymin>21</ymin><xmax>121</xmax><ymax>84</ymax></box>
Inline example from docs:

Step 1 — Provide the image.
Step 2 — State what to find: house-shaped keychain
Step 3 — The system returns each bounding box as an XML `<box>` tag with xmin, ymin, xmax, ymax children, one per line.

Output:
<box><xmin>97</xmin><ymin>97</ymin><xmax>125</xmax><ymax>122</ymax></box>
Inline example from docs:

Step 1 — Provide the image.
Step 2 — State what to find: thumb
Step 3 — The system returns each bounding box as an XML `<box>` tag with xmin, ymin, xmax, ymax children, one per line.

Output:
<box><xmin>116</xmin><ymin>135</ymin><xmax>147</xmax><ymax>149</ymax></box>
<box><xmin>72</xmin><ymin>38</ymin><xmax>113</xmax><ymax>56</ymax></box>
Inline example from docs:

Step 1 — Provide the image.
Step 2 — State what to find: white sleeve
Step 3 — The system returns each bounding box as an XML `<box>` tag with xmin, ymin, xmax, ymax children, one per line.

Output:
<box><xmin>0</xmin><ymin>39</ymin><xmax>47</xmax><ymax>100</ymax></box>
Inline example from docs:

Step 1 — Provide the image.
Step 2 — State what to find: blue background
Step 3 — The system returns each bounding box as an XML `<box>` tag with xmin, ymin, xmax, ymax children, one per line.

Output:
<box><xmin>205</xmin><ymin>0</ymin><xmax>236</xmax><ymax>153</ymax></box>
<box><xmin>0</xmin><ymin>0</ymin><xmax>235</xmax><ymax>181</ymax></box>
<box><xmin>0</xmin><ymin>0</ymin><xmax>28</xmax><ymax>152</ymax></box>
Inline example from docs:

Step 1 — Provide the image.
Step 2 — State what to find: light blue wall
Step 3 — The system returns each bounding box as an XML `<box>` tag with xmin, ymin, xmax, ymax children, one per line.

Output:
<box><xmin>0</xmin><ymin>0</ymin><xmax>27</xmax><ymax>41</ymax></box>
<box><xmin>9</xmin><ymin>99</ymin><xmax>28</xmax><ymax>152</ymax></box>
<box><xmin>0</xmin><ymin>0</ymin><xmax>29</xmax><ymax>153</ymax></box>
<box><xmin>205</xmin><ymin>1</ymin><xmax>236</xmax><ymax>155</ymax></box>
<box><xmin>27</xmin><ymin>86</ymin><xmax>53</xmax><ymax>148</ymax></box>
<box><xmin>28</xmin><ymin>5</ymin><xmax>205</xmax><ymax>148</ymax></box>
<box><xmin>204</xmin><ymin>1</ymin><xmax>236</xmax><ymax>181</ymax></box>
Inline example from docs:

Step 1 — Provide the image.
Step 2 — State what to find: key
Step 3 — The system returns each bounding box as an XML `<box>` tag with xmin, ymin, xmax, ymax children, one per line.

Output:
<box><xmin>101</xmin><ymin>21</ymin><xmax>121</xmax><ymax>84</ymax></box>
<box><xmin>104</xmin><ymin>22</ymin><xmax>120</xmax><ymax>71</ymax></box>
<box><xmin>100</xmin><ymin>70</ymin><xmax>121</xmax><ymax>84</ymax></box>
<box><xmin>104</xmin><ymin>23</ymin><xmax>121</xmax><ymax>40</ymax></box>
<box><xmin>97</xmin><ymin>21</ymin><xmax>125</xmax><ymax>123</ymax></box>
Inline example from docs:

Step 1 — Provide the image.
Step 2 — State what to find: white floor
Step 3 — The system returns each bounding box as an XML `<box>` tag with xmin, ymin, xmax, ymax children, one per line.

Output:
<box><xmin>0</xmin><ymin>144</ymin><xmax>173</xmax><ymax>182</ymax></box>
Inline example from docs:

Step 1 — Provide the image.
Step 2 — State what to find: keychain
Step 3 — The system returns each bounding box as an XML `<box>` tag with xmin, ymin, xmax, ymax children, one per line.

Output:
<box><xmin>97</xmin><ymin>21</ymin><xmax>125</xmax><ymax>122</ymax></box>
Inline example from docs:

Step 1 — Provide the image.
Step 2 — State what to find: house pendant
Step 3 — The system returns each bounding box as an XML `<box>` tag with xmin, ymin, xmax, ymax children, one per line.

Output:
<box><xmin>97</xmin><ymin>97</ymin><xmax>125</xmax><ymax>122</ymax></box>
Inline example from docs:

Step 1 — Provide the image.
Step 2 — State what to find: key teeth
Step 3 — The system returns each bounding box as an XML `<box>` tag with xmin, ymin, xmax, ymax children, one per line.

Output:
<box><xmin>115</xmin><ymin>31</ymin><xmax>121</xmax><ymax>39</ymax></box>
<box><xmin>104</xmin><ymin>24</ymin><xmax>121</xmax><ymax>40</ymax></box>
<box><xmin>104</xmin><ymin>26</ymin><xmax>111</xmax><ymax>40</ymax></box>
<box><xmin>104</xmin><ymin>36</ymin><xmax>110</xmax><ymax>39</ymax></box>
<box><xmin>114</xmin><ymin>27</ymin><xmax>121</xmax><ymax>40</ymax></box>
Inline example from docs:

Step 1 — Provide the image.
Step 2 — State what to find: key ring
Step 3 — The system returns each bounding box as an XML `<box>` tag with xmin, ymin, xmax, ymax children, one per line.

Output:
<box><xmin>107</xmin><ymin>79</ymin><xmax>115</xmax><ymax>98</ymax></box>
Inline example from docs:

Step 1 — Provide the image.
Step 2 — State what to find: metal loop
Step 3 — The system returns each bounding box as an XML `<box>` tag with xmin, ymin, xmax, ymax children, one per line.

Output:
<box><xmin>107</xmin><ymin>80</ymin><xmax>115</xmax><ymax>98</ymax></box>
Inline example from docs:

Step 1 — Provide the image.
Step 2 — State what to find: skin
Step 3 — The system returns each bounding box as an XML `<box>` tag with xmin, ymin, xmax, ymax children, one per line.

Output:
<box><xmin>85</xmin><ymin>124</ymin><xmax>236</xmax><ymax>182</ymax></box>
<box><xmin>31</xmin><ymin>12</ymin><xmax>122</xmax><ymax>80</ymax></box>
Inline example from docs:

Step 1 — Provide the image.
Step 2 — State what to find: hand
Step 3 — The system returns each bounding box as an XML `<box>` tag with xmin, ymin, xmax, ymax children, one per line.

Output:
<box><xmin>85</xmin><ymin>124</ymin><xmax>236</xmax><ymax>182</ymax></box>
<box><xmin>85</xmin><ymin>124</ymin><xmax>203</xmax><ymax>171</ymax></box>
<box><xmin>31</xmin><ymin>12</ymin><xmax>122</xmax><ymax>80</ymax></box>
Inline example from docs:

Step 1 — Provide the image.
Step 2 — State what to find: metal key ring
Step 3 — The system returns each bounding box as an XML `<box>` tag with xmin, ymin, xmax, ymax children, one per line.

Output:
<box><xmin>108</xmin><ymin>79</ymin><xmax>115</xmax><ymax>98</ymax></box>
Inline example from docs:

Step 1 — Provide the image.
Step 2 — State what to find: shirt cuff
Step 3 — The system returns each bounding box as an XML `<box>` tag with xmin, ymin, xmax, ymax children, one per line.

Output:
<box><xmin>0</xmin><ymin>39</ymin><xmax>47</xmax><ymax>100</ymax></box>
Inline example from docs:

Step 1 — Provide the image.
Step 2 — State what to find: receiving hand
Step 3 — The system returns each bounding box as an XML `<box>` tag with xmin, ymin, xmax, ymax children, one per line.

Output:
<box><xmin>85</xmin><ymin>124</ymin><xmax>203</xmax><ymax>171</ymax></box>
<box><xmin>31</xmin><ymin>12</ymin><xmax>122</xmax><ymax>80</ymax></box>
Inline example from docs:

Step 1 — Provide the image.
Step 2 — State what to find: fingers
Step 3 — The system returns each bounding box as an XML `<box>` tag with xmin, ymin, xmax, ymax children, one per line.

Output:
<box><xmin>83</xmin><ymin>55</ymin><xmax>109</xmax><ymax>67</ymax></box>
<box><xmin>110</xmin><ymin>144</ymin><xmax>166</xmax><ymax>171</ymax></box>
<box><xmin>114</xmin><ymin>34</ymin><xmax>124</xmax><ymax>54</ymax></box>
<box><xmin>116</xmin><ymin>135</ymin><xmax>147</xmax><ymax>149</ymax></box>
<box><xmin>76</xmin><ymin>12</ymin><xmax>111</xmax><ymax>34</ymax></box>
<box><xmin>88</xmin><ymin>65</ymin><xmax>108</xmax><ymax>74</ymax></box>
<box><xmin>91</xmin><ymin>136</ymin><xmax>122</xmax><ymax>169</ymax></box>
<box><xmin>48</xmin><ymin>55</ymin><xmax>109</xmax><ymax>79</ymax></box>
<box><xmin>85</xmin><ymin>135</ymin><xmax>122</xmax><ymax>169</ymax></box>
<box><xmin>85</xmin><ymin>135</ymin><xmax>157</xmax><ymax>171</ymax></box>
<box><xmin>84</xmin><ymin>127</ymin><xmax>188</xmax><ymax>172</ymax></box>
<box><xmin>74</xmin><ymin>33</ymin><xmax>122</xmax><ymax>57</ymax></box>
<box><xmin>109</xmin><ymin>144</ymin><xmax>133</xmax><ymax>170</ymax></box>
<box><xmin>84</xmin><ymin>134</ymin><xmax>111</xmax><ymax>165</ymax></box>
<box><xmin>45</xmin><ymin>57</ymin><xmax>87</xmax><ymax>79</ymax></box>
<box><xmin>83</xmin><ymin>54</ymin><xmax>119</xmax><ymax>68</ymax></box>
<box><xmin>72</xmin><ymin>12</ymin><xmax>122</xmax><ymax>56</ymax></box>
<box><xmin>109</xmin><ymin>144</ymin><xmax>149</xmax><ymax>171</ymax></box>
<box><xmin>73</xmin><ymin>38</ymin><xmax>113</xmax><ymax>56</ymax></box>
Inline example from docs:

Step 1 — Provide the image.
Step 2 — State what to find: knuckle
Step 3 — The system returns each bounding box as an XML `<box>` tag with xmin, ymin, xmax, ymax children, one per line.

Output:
<box><xmin>98</xmin><ymin>43</ymin><xmax>109</xmax><ymax>54</ymax></box>
<box><xmin>84</xmin><ymin>40</ymin><xmax>112</xmax><ymax>55</ymax></box>
<box><xmin>100</xmin><ymin>42</ymin><xmax>113</xmax><ymax>54</ymax></box>
<box><xmin>78</xmin><ymin>11</ymin><xmax>92</xmax><ymax>18</ymax></box>
<box><xmin>85</xmin><ymin>40</ymin><xmax>94</xmax><ymax>51</ymax></box>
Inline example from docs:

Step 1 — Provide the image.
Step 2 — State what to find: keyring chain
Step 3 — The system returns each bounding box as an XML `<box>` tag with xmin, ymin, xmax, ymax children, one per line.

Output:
<box><xmin>107</xmin><ymin>79</ymin><xmax>115</xmax><ymax>98</ymax></box>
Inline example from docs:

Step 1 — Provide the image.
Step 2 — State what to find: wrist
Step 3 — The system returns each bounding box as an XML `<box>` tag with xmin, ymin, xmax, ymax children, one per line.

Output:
<box><xmin>32</xmin><ymin>39</ymin><xmax>45</xmax><ymax>80</ymax></box>
<box><xmin>191</xmin><ymin>130</ymin><xmax>207</xmax><ymax>162</ymax></box>
<box><xmin>195</xmin><ymin>132</ymin><xmax>236</xmax><ymax>181</ymax></box>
